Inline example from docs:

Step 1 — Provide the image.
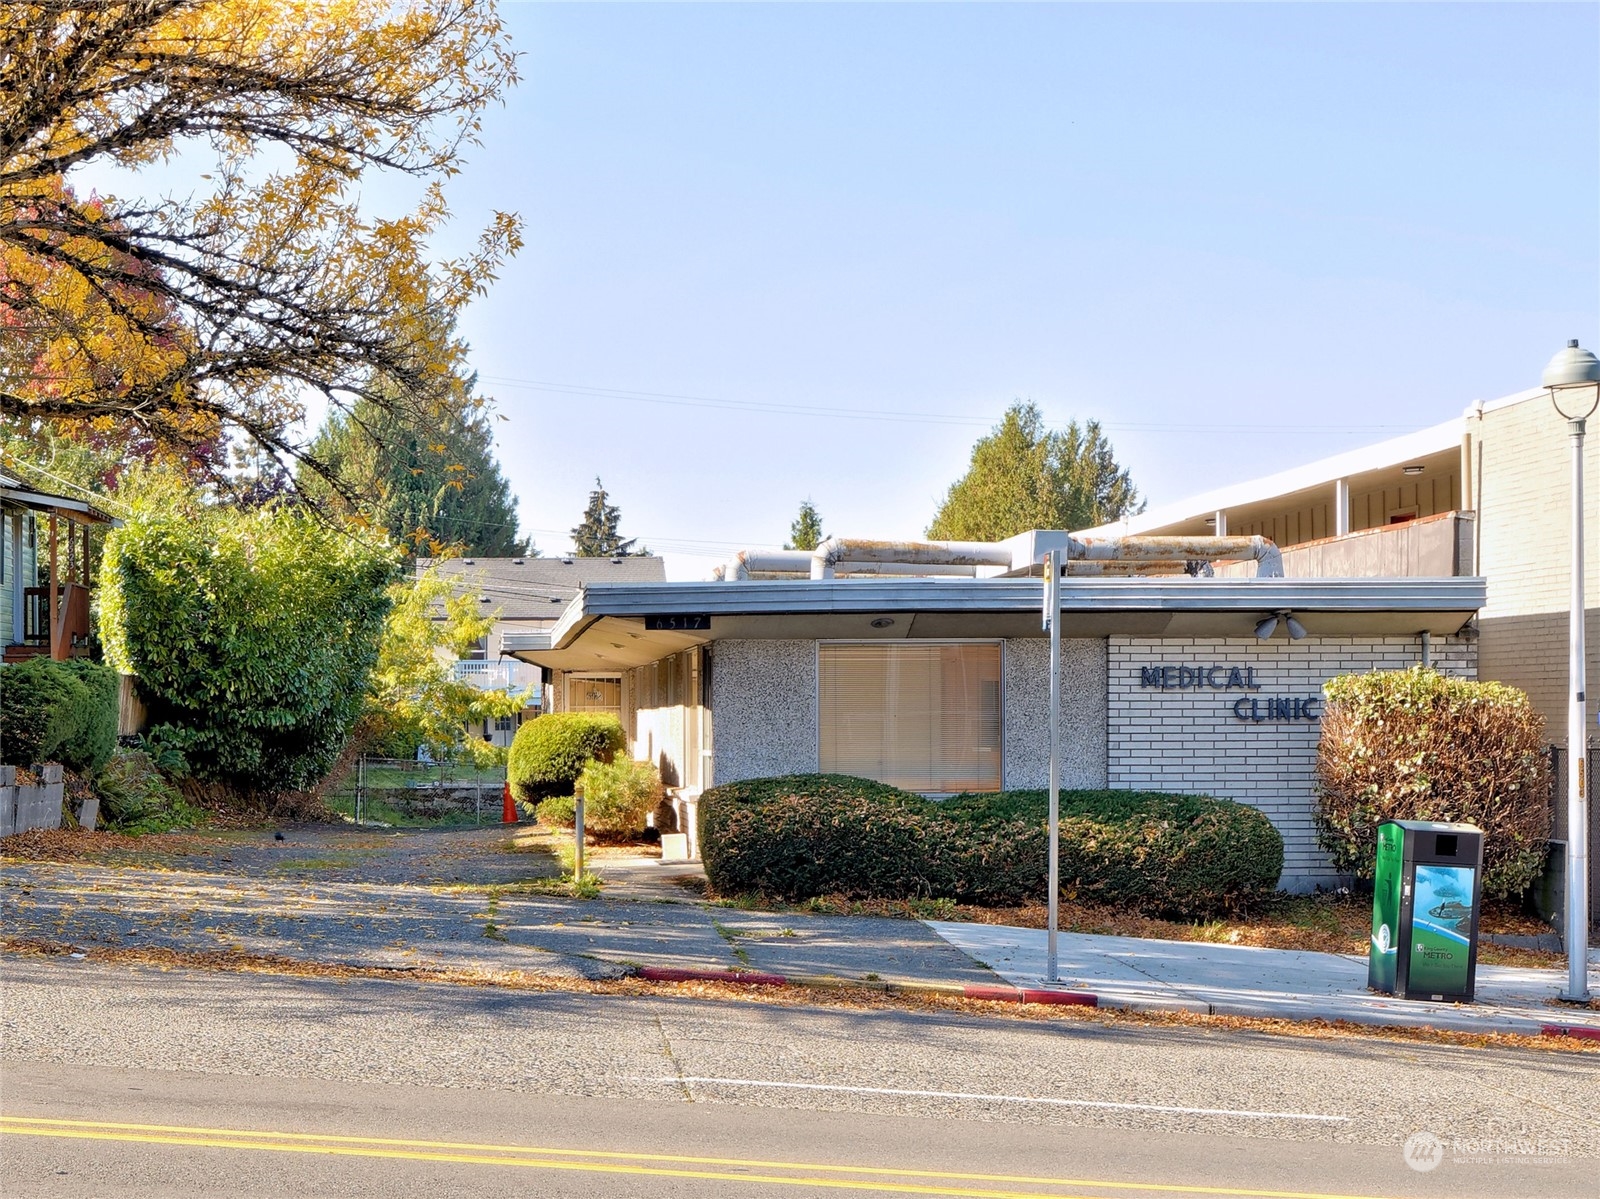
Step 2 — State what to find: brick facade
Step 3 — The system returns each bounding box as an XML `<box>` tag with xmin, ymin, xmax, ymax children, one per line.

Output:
<box><xmin>1107</xmin><ymin>635</ymin><xmax>1476</xmax><ymax>891</ymax></box>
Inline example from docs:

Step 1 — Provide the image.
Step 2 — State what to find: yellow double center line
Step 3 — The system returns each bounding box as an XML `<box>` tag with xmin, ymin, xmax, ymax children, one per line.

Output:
<box><xmin>1</xmin><ymin>1116</ymin><xmax>1405</xmax><ymax>1199</ymax></box>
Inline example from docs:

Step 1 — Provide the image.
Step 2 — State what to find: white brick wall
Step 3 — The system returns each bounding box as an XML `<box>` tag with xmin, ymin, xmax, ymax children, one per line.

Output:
<box><xmin>1108</xmin><ymin>636</ymin><xmax>1476</xmax><ymax>891</ymax></box>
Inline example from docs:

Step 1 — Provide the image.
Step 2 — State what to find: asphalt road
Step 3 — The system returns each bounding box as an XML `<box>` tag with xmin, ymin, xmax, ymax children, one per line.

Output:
<box><xmin>3</xmin><ymin>957</ymin><xmax>1596</xmax><ymax>1198</ymax></box>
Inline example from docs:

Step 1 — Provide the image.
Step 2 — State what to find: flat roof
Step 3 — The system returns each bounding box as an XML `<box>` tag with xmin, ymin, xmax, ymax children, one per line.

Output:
<box><xmin>503</xmin><ymin>577</ymin><xmax>1485</xmax><ymax>671</ymax></box>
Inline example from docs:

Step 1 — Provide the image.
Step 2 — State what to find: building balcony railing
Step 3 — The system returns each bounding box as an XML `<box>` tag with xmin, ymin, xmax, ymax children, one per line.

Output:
<box><xmin>1215</xmin><ymin>511</ymin><xmax>1475</xmax><ymax>579</ymax></box>
<box><xmin>452</xmin><ymin>660</ymin><xmax>514</xmax><ymax>689</ymax></box>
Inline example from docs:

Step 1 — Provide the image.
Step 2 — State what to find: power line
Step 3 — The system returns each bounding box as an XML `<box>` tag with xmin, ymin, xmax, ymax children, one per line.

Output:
<box><xmin>478</xmin><ymin>374</ymin><xmax>1419</xmax><ymax>436</ymax></box>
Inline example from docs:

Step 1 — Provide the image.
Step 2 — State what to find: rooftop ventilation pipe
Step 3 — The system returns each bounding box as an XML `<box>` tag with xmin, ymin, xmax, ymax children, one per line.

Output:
<box><xmin>715</xmin><ymin>547</ymin><xmax>979</xmax><ymax>580</ymax></box>
<box><xmin>1064</xmin><ymin>535</ymin><xmax>1283</xmax><ymax>578</ymax></box>
<box><xmin>710</xmin><ymin>531</ymin><xmax>1282</xmax><ymax>581</ymax></box>
<box><xmin>810</xmin><ymin>537</ymin><xmax>1014</xmax><ymax>580</ymax></box>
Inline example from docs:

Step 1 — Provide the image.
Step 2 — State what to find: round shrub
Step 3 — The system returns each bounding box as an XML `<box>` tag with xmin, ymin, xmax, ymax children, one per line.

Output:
<box><xmin>698</xmin><ymin>774</ymin><xmax>1283</xmax><ymax>917</ymax></box>
<box><xmin>0</xmin><ymin>657</ymin><xmax>118</xmax><ymax>773</ymax></box>
<box><xmin>576</xmin><ymin>756</ymin><xmax>662</xmax><ymax>835</ymax></box>
<box><xmin>507</xmin><ymin>712</ymin><xmax>626</xmax><ymax>803</ymax></box>
<box><xmin>1317</xmin><ymin>667</ymin><xmax>1550</xmax><ymax>899</ymax></box>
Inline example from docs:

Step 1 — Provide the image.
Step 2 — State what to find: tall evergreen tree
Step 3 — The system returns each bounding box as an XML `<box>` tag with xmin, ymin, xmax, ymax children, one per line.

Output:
<box><xmin>571</xmin><ymin>477</ymin><xmax>645</xmax><ymax>556</ymax></box>
<box><xmin>301</xmin><ymin>395</ymin><xmax>530</xmax><ymax>559</ymax></box>
<box><xmin>785</xmin><ymin>499</ymin><xmax>826</xmax><ymax>551</ymax></box>
<box><xmin>927</xmin><ymin>402</ymin><xmax>1141</xmax><ymax>541</ymax></box>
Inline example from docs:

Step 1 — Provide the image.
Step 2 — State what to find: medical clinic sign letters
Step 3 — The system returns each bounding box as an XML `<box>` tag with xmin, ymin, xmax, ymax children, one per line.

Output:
<box><xmin>1137</xmin><ymin>665</ymin><xmax>1322</xmax><ymax>723</ymax></box>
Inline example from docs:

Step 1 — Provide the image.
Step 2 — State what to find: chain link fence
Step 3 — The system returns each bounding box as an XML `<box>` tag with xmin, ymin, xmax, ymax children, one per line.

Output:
<box><xmin>324</xmin><ymin>757</ymin><xmax>508</xmax><ymax>827</ymax></box>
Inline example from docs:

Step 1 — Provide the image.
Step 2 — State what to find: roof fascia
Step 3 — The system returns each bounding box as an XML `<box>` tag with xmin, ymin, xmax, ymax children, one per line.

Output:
<box><xmin>514</xmin><ymin>577</ymin><xmax>1486</xmax><ymax>654</ymax></box>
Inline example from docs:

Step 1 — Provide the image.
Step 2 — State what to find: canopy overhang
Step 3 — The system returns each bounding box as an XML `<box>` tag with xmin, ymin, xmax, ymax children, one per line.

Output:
<box><xmin>501</xmin><ymin>577</ymin><xmax>1486</xmax><ymax>673</ymax></box>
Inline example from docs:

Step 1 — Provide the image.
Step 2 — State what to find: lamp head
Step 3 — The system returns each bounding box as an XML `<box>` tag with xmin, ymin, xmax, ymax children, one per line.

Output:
<box><xmin>1253</xmin><ymin>615</ymin><xmax>1278</xmax><ymax>640</ymax></box>
<box><xmin>1545</xmin><ymin>340</ymin><xmax>1600</xmax><ymax>421</ymax></box>
<box><xmin>1285</xmin><ymin>615</ymin><xmax>1308</xmax><ymax>640</ymax></box>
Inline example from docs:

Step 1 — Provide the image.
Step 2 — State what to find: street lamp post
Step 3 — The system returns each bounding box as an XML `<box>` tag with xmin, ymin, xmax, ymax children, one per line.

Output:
<box><xmin>1544</xmin><ymin>338</ymin><xmax>1600</xmax><ymax>1003</ymax></box>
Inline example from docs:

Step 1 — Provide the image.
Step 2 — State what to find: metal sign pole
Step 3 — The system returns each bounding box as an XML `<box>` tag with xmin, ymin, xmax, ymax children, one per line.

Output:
<box><xmin>1045</xmin><ymin>548</ymin><xmax>1062</xmax><ymax>983</ymax></box>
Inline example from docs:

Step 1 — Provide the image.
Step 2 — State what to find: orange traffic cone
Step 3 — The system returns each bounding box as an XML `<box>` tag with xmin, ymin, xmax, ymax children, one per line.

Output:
<box><xmin>502</xmin><ymin>781</ymin><xmax>517</xmax><ymax>824</ymax></box>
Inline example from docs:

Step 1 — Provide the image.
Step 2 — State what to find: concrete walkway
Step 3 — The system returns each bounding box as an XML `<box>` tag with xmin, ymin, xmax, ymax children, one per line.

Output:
<box><xmin>927</xmin><ymin>922</ymin><xmax>1600</xmax><ymax>1036</ymax></box>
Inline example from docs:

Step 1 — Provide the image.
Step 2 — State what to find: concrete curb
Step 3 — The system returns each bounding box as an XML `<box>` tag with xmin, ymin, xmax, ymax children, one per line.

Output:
<box><xmin>633</xmin><ymin>965</ymin><xmax>1096</xmax><ymax>1006</ymax></box>
<box><xmin>632</xmin><ymin>964</ymin><xmax>1600</xmax><ymax>1041</ymax></box>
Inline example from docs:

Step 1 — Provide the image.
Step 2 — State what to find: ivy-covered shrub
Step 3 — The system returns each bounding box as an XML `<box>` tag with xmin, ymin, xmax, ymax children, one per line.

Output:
<box><xmin>699</xmin><ymin>774</ymin><xmax>1283</xmax><ymax>917</ymax></box>
<box><xmin>0</xmin><ymin>657</ymin><xmax>118</xmax><ymax>773</ymax></box>
<box><xmin>1317</xmin><ymin>667</ymin><xmax>1550</xmax><ymax>899</ymax></box>
<box><xmin>93</xmin><ymin>749</ymin><xmax>189</xmax><ymax>831</ymax></box>
<box><xmin>507</xmin><ymin>712</ymin><xmax>625</xmax><ymax>803</ymax></box>
<box><xmin>99</xmin><ymin>499</ymin><xmax>398</xmax><ymax>792</ymax></box>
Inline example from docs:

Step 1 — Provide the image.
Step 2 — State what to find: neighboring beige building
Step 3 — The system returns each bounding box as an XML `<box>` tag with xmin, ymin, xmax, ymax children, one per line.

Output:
<box><xmin>1079</xmin><ymin>383</ymin><xmax>1590</xmax><ymax>749</ymax></box>
<box><xmin>422</xmin><ymin>554</ymin><xmax>666</xmax><ymax>747</ymax></box>
<box><xmin>1078</xmin><ymin>381</ymin><xmax>1598</xmax><ymax>908</ymax></box>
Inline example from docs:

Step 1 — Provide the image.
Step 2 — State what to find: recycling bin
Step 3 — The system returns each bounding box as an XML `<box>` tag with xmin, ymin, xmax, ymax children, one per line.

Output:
<box><xmin>1369</xmin><ymin>820</ymin><xmax>1484</xmax><ymax>1002</ymax></box>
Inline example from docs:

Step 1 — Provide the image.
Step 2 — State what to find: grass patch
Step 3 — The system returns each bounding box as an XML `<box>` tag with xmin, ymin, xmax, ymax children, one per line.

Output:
<box><xmin>324</xmin><ymin>793</ymin><xmax>487</xmax><ymax>829</ymax></box>
<box><xmin>271</xmin><ymin>854</ymin><xmax>363</xmax><ymax>872</ymax></box>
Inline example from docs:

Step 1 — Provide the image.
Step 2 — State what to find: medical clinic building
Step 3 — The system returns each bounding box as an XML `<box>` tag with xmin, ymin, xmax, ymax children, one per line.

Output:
<box><xmin>506</xmin><ymin>529</ymin><xmax>1482</xmax><ymax>893</ymax></box>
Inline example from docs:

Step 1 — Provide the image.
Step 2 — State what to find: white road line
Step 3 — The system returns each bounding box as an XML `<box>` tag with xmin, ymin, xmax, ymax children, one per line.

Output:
<box><xmin>657</xmin><ymin>1077</ymin><xmax>1350</xmax><ymax>1123</ymax></box>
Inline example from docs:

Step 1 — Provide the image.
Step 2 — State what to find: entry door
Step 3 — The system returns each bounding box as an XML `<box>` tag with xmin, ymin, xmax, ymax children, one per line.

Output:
<box><xmin>565</xmin><ymin>674</ymin><xmax>623</xmax><ymax>720</ymax></box>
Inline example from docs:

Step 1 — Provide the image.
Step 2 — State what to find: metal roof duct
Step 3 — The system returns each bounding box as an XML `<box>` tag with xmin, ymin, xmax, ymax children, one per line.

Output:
<box><xmin>712</xmin><ymin>531</ymin><xmax>1282</xmax><ymax>581</ymax></box>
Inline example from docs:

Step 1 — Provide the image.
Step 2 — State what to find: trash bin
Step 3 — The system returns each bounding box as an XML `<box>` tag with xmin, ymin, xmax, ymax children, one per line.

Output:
<box><xmin>1369</xmin><ymin>820</ymin><xmax>1484</xmax><ymax>1002</ymax></box>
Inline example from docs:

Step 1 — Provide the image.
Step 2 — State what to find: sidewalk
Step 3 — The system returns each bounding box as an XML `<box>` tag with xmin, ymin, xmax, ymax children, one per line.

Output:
<box><xmin>4</xmin><ymin>856</ymin><xmax>1597</xmax><ymax>1040</ymax></box>
<box><xmin>926</xmin><ymin>922</ymin><xmax>1600</xmax><ymax>1038</ymax></box>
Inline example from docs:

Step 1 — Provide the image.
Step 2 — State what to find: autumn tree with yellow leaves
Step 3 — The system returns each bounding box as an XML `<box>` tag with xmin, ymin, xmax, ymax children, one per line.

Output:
<box><xmin>0</xmin><ymin>0</ymin><xmax>522</xmax><ymax>490</ymax></box>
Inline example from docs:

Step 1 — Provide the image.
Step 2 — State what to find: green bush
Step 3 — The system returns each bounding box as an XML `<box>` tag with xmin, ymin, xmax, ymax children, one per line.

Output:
<box><xmin>534</xmin><ymin>793</ymin><xmax>577</xmax><ymax>827</ymax></box>
<box><xmin>698</xmin><ymin>774</ymin><xmax>1283</xmax><ymax>917</ymax></box>
<box><xmin>0</xmin><ymin>657</ymin><xmax>118</xmax><ymax>773</ymax></box>
<box><xmin>100</xmin><ymin>498</ymin><xmax>397</xmax><ymax>792</ymax></box>
<box><xmin>58</xmin><ymin>659</ymin><xmax>119</xmax><ymax>773</ymax></box>
<box><xmin>93</xmin><ymin>749</ymin><xmax>187</xmax><ymax>830</ymax></box>
<box><xmin>576</xmin><ymin>756</ymin><xmax>663</xmax><ymax>834</ymax></box>
<box><xmin>1317</xmin><ymin>667</ymin><xmax>1551</xmax><ymax>899</ymax></box>
<box><xmin>507</xmin><ymin>713</ymin><xmax>625</xmax><ymax>803</ymax></box>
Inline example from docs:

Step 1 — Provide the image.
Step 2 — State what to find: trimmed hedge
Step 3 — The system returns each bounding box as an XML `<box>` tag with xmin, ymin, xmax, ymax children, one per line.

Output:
<box><xmin>507</xmin><ymin>712</ymin><xmax>626</xmax><ymax>803</ymax></box>
<box><xmin>698</xmin><ymin>774</ymin><xmax>1283</xmax><ymax>917</ymax></box>
<box><xmin>0</xmin><ymin>657</ymin><xmax>119</xmax><ymax>774</ymax></box>
<box><xmin>1317</xmin><ymin>667</ymin><xmax>1551</xmax><ymax>899</ymax></box>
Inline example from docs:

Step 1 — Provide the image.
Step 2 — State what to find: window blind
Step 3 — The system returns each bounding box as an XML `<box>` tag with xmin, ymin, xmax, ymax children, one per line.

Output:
<box><xmin>818</xmin><ymin>643</ymin><xmax>1001</xmax><ymax>793</ymax></box>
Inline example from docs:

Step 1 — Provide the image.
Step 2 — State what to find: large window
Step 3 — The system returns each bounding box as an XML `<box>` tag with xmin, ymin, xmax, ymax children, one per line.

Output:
<box><xmin>818</xmin><ymin>642</ymin><xmax>1002</xmax><ymax>793</ymax></box>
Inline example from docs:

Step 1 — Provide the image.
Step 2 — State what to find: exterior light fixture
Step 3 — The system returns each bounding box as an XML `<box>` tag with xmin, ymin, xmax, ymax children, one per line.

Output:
<box><xmin>869</xmin><ymin>616</ymin><xmax>895</xmax><ymax>629</ymax></box>
<box><xmin>1544</xmin><ymin>338</ymin><xmax>1600</xmax><ymax>1004</ymax></box>
<box><xmin>1402</xmin><ymin>464</ymin><xmax>1425</xmax><ymax>476</ymax></box>
<box><xmin>1254</xmin><ymin>610</ymin><xmax>1306</xmax><ymax>640</ymax></box>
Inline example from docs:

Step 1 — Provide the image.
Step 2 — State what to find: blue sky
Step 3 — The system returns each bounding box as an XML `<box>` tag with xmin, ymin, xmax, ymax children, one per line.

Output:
<box><xmin>81</xmin><ymin>2</ymin><xmax>1600</xmax><ymax>576</ymax></box>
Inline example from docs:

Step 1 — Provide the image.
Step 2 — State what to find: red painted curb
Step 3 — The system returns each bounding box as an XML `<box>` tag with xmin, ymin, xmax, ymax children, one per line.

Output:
<box><xmin>1019</xmin><ymin>988</ymin><xmax>1099</xmax><ymax>1007</ymax></box>
<box><xmin>638</xmin><ymin>966</ymin><xmax>788</xmax><ymax>987</ymax></box>
<box><xmin>962</xmin><ymin>984</ymin><xmax>1098</xmax><ymax>1007</ymax></box>
<box><xmin>1541</xmin><ymin>1023</ymin><xmax>1600</xmax><ymax>1042</ymax></box>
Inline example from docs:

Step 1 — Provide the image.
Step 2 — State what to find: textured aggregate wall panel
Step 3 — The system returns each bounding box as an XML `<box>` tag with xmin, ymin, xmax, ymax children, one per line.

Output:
<box><xmin>1108</xmin><ymin>636</ymin><xmax>1476</xmax><ymax>892</ymax></box>
<box><xmin>708</xmin><ymin>640</ymin><xmax>818</xmax><ymax>784</ymax></box>
<box><xmin>1002</xmin><ymin>638</ymin><xmax>1108</xmax><ymax>790</ymax></box>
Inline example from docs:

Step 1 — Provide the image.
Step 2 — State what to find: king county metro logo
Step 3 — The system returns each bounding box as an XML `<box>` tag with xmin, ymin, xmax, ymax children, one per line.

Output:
<box><xmin>1403</xmin><ymin>1130</ymin><xmax>1445</xmax><ymax>1172</ymax></box>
